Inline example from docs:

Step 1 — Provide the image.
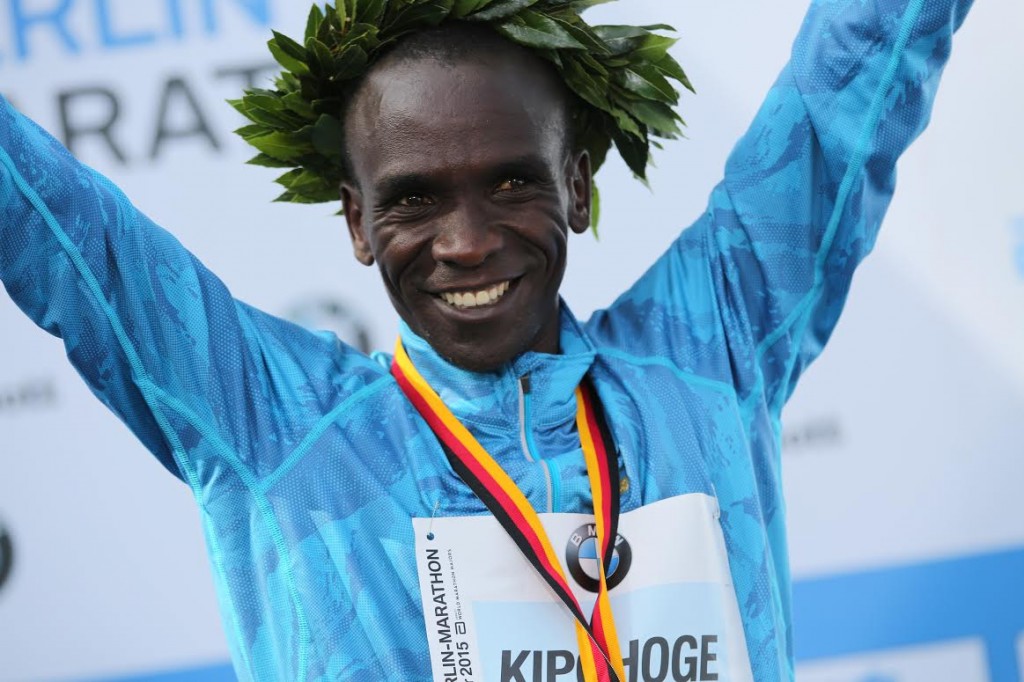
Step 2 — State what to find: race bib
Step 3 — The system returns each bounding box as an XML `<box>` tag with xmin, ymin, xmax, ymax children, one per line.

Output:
<box><xmin>413</xmin><ymin>493</ymin><xmax>753</xmax><ymax>682</ymax></box>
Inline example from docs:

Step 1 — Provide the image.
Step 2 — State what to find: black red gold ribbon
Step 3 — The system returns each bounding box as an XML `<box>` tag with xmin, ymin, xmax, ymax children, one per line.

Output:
<box><xmin>392</xmin><ymin>339</ymin><xmax>626</xmax><ymax>682</ymax></box>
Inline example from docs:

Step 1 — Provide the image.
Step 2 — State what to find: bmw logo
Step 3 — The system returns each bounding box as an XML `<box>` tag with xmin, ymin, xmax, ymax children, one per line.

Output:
<box><xmin>565</xmin><ymin>523</ymin><xmax>631</xmax><ymax>593</ymax></box>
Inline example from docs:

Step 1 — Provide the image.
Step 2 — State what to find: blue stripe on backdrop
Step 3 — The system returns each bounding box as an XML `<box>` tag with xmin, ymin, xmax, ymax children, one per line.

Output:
<box><xmin>793</xmin><ymin>546</ymin><xmax>1024</xmax><ymax>681</ymax></box>
<box><xmin>88</xmin><ymin>546</ymin><xmax>1024</xmax><ymax>682</ymax></box>
<box><xmin>85</xmin><ymin>663</ymin><xmax>236</xmax><ymax>682</ymax></box>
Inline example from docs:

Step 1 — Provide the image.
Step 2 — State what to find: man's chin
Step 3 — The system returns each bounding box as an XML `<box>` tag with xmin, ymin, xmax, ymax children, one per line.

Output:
<box><xmin>436</xmin><ymin>342</ymin><xmax>520</xmax><ymax>374</ymax></box>
<box><xmin>402</xmin><ymin>296</ymin><xmax>560</xmax><ymax>373</ymax></box>
<box><xmin>427</xmin><ymin>311</ymin><xmax>559</xmax><ymax>373</ymax></box>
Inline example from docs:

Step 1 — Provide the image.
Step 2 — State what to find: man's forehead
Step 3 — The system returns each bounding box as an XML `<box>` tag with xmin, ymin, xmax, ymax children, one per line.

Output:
<box><xmin>366</xmin><ymin>121</ymin><xmax>560</xmax><ymax>189</ymax></box>
<box><xmin>348</xmin><ymin>55</ymin><xmax>569</xmax><ymax>182</ymax></box>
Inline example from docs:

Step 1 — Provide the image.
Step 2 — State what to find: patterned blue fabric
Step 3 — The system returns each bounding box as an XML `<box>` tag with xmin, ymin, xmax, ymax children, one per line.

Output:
<box><xmin>0</xmin><ymin>1</ymin><xmax>972</xmax><ymax>679</ymax></box>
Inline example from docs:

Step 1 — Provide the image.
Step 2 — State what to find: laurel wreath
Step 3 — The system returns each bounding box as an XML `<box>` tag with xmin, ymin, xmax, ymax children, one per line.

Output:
<box><xmin>230</xmin><ymin>0</ymin><xmax>692</xmax><ymax>230</ymax></box>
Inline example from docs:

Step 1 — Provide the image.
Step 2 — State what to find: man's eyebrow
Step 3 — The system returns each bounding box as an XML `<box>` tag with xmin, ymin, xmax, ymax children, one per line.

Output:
<box><xmin>373</xmin><ymin>154</ymin><xmax>555</xmax><ymax>198</ymax></box>
<box><xmin>373</xmin><ymin>172</ymin><xmax>438</xmax><ymax>200</ymax></box>
<box><xmin>487</xmin><ymin>154</ymin><xmax>553</xmax><ymax>178</ymax></box>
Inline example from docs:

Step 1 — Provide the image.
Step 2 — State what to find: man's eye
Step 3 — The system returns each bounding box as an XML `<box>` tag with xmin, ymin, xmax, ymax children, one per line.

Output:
<box><xmin>397</xmin><ymin>194</ymin><xmax>432</xmax><ymax>207</ymax></box>
<box><xmin>495</xmin><ymin>178</ymin><xmax>528</xmax><ymax>193</ymax></box>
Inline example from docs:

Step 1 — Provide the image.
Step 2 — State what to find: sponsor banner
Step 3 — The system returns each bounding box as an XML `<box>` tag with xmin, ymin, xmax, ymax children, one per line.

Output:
<box><xmin>0</xmin><ymin>1</ymin><xmax>1021</xmax><ymax>680</ymax></box>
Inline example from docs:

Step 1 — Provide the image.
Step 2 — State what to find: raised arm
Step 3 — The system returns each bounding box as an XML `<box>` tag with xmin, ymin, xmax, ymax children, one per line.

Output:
<box><xmin>0</xmin><ymin>96</ymin><xmax>382</xmax><ymax>481</ymax></box>
<box><xmin>588</xmin><ymin>0</ymin><xmax>973</xmax><ymax>414</ymax></box>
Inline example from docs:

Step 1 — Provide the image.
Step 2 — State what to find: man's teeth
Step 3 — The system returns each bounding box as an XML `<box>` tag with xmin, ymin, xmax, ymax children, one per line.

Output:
<box><xmin>441</xmin><ymin>281</ymin><xmax>512</xmax><ymax>309</ymax></box>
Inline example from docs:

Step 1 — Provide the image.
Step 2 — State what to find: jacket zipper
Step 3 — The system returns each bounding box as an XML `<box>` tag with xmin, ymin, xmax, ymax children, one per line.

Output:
<box><xmin>518</xmin><ymin>375</ymin><xmax>557</xmax><ymax>513</ymax></box>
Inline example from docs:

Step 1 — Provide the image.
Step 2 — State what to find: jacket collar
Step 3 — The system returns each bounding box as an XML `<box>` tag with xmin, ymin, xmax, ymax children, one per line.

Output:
<box><xmin>397</xmin><ymin>303</ymin><xmax>596</xmax><ymax>432</ymax></box>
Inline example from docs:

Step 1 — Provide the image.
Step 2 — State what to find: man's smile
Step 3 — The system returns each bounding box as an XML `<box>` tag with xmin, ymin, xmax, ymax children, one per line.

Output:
<box><xmin>435</xmin><ymin>278</ymin><xmax>516</xmax><ymax>309</ymax></box>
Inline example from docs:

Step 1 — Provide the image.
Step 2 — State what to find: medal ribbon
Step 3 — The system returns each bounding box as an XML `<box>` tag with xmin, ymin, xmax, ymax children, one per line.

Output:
<box><xmin>392</xmin><ymin>339</ymin><xmax>626</xmax><ymax>682</ymax></box>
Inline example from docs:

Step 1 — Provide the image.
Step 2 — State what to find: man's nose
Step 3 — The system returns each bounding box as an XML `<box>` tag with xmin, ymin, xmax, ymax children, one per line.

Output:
<box><xmin>431</xmin><ymin>202</ymin><xmax>504</xmax><ymax>268</ymax></box>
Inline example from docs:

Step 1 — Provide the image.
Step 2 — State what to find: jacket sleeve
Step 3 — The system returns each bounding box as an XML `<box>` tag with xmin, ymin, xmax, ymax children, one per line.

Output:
<box><xmin>587</xmin><ymin>0</ymin><xmax>973</xmax><ymax>415</ymax></box>
<box><xmin>0</xmin><ymin>96</ymin><xmax>369</xmax><ymax>481</ymax></box>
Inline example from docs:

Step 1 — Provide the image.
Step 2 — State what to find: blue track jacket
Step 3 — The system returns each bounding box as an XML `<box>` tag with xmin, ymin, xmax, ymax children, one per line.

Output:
<box><xmin>0</xmin><ymin>1</ymin><xmax>973</xmax><ymax>679</ymax></box>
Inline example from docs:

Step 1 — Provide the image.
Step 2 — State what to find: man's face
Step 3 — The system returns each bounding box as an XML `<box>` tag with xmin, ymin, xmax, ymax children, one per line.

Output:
<box><xmin>341</xmin><ymin>50</ymin><xmax>591</xmax><ymax>372</ymax></box>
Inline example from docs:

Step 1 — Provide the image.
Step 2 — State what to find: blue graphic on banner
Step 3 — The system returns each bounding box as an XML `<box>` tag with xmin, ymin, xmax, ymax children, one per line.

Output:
<box><xmin>89</xmin><ymin>547</ymin><xmax>1024</xmax><ymax>682</ymax></box>
<box><xmin>1</xmin><ymin>0</ymin><xmax>273</xmax><ymax>64</ymax></box>
<box><xmin>794</xmin><ymin>546</ymin><xmax>1024</xmax><ymax>681</ymax></box>
<box><xmin>87</xmin><ymin>663</ymin><xmax>235</xmax><ymax>682</ymax></box>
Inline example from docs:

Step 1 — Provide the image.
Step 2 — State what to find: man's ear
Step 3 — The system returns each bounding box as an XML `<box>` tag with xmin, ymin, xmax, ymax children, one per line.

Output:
<box><xmin>567</xmin><ymin>150</ymin><xmax>592</xmax><ymax>235</ymax></box>
<box><xmin>341</xmin><ymin>182</ymin><xmax>374</xmax><ymax>266</ymax></box>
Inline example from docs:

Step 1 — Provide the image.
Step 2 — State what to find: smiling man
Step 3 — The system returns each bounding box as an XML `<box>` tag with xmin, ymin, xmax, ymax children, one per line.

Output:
<box><xmin>339</xmin><ymin>25</ymin><xmax>591</xmax><ymax>371</ymax></box>
<box><xmin>0</xmin><ymin>1</ymin><xmax>975</xmax><ymax>680</ymax></box>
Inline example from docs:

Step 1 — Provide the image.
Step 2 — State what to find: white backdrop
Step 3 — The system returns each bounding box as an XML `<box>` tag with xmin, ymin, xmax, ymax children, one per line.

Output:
<box><xmin>0</xmin><ymin>1</ymin><xmax>1021</xmax><ymax>681</ymax></box>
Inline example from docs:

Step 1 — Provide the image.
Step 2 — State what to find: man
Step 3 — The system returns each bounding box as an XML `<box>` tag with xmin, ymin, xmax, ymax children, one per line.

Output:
<box><xmin>0</xmin><ymin>0</ymin><xmax>974</xmax><ymax>680</ymax></box>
